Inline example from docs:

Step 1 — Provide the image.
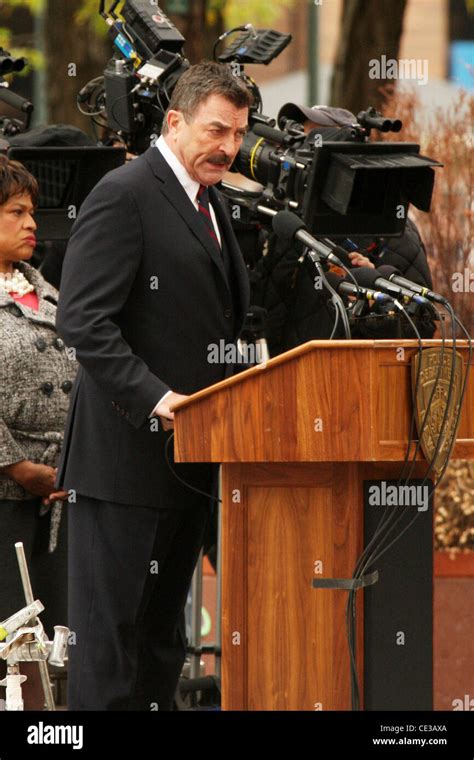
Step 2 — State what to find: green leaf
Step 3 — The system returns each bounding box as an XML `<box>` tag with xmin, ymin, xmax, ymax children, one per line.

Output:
<box><xmin>1</xmin><ymin>0</ymin><xmax>45</xmax><ymax>13</ymax></box>
<box><xmin>224</xmin><ymin>0</ymin><xmax>297</xmax><ymax>28</ymax></box>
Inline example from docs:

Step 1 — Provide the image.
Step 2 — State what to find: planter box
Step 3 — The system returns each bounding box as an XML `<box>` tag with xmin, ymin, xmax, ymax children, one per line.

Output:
<box><xmin>435</xmin><ymin>550</ymin><xmax>474</xmax><ymax>577</ymax></box>
<box><xmin>434</xmin><ymin>550</ymin><xmax>474</xmax><ymax>710</ymax></box>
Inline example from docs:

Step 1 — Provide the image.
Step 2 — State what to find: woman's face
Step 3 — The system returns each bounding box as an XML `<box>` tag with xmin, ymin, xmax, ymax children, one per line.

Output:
<box><xmin>0</xmin><ymin>192</ymin><xmax>37</xmax><ymax>272</ymax></box>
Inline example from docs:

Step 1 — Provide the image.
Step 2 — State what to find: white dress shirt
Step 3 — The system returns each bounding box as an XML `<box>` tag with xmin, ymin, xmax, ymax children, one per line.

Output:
<box><xmin>150</xmin><ymin>136</ymin><xmax>222</xmax><ymax>417</ymax></box>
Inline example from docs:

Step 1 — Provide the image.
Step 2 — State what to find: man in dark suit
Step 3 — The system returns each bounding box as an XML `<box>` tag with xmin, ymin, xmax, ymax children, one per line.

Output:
<box><xmin>55</xmin><ymin>62</ymin><xmax>251</xmax><ymax>710</ymax></box>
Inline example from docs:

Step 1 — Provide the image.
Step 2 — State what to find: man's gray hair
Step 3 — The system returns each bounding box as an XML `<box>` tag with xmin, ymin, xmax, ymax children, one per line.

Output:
<box><xmin>161</xmin><ymin>61</ymin><xmax>251</xmax><ymax>135</ymax></box>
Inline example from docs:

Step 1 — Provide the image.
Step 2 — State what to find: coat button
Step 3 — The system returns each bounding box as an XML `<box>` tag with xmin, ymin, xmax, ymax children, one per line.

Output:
<box><xmin>224</xmin><ymin>308</ymin><xmax>232</xmax><ymax>318</ymax></box>
<box><xmin>61</xmin><ymin>380</ymin><xmax>73</xmax><ymax>394</ymax></box>
<box><xmin>35</xmin><ymin>337</ymin><xmax>47</xmax><ymax>352</ymax></box>
<box><xmin>53</xmin><ymin>337</ymin><xmax>65</xmax><ymax>351</ymax></box>
<box><xmin>42</xmin><ymin>381</ymin><xmax>54</xmax><ymax>396</ymax></box>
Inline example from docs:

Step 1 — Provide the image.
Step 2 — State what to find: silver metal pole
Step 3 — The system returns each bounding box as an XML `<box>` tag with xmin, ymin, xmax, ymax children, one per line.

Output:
<box><xmin>14</xmin><ymin>543</ymin><xmax>55</xmax><ymax>711</ymax></box>
<box><xmin>189</xmin><ymin>549</ymin><xmax>203</xmax><ymax>680</ymax></box>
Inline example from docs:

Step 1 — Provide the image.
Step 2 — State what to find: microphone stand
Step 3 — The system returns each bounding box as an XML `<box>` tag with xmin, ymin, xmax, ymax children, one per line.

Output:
<box><xmin>305</xmin><ymin>248</ymin><xmax>352</xmax><ymax>339</ymax></box>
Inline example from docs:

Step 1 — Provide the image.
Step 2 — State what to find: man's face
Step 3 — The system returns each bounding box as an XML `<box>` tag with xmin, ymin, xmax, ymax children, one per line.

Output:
<box><xmin>165</xmin><ymin>93</ymin><xmax>249</xmax><ymax>186</ymax></box>
<box><xmin>0</xmin><ymin>192</ymin><xmax>37</xmax><ymax>271</ymax></box>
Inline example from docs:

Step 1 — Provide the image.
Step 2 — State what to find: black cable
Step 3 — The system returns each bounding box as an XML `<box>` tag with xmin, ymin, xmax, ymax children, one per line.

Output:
<box><xmin>396</xmin><ymin>303</ymin><xmax>445</xmax><ymax>484</ymax></box>
<box><xmin>346</xmin><ymin>300</ymin><xmax>472</xmax><ymax>710</ymax></box>
<box><xmin>164</xmin><ymin>432</ymin><xmax>221</xmax><ymax>504</ymax></box>
<box><xmin>212</xmin><ymin>26</ymin><xmax>249</xmax><ymax>62</ymax></box>
<box><xmin>156</xmin><ymin>85</ymin><xmax>167</xmax><ymax>115</ymax></box>
<box><xmin>350</xmin><ymin>307</ymin><xmax>433</xmax><ymax>584</ymax></box>
<box><xmin>76</xmin><ymin>77</ymin><xmax>106</xmax><ymax>116</ymax></box>
<box><xmin>352</xmin><ymin>301</ymin><xmax>424</xmax><ymax>558</ymax></box>
<box><xmin>425</xmin><ymin>303</ymin><xmax>472</xmax><ymax>492</ymax></box>
<box><xmin>353</xmin><ymin>307</ymin><xmax>458</xmax><ymax>588</ymax></box>
<box><xmin>358</xmin><ymin>305</ymin><xmax>446</xmax><ymax>563</ymax></box>
<box><xmin>353</xmin><ymin>301</ymin><xmax>444</xmax><ymax>571</ymax></box>
<box><xmin>416</xmin><ymin>302</ymin><xmax>458</xmax><ymax>490</ymax></box>
<box><xmin>346</xmin><ymin>299</ymin><xmax>425</xmax><ymax>710</ymax></box>
<box><xmin>308</xmin><ymin>254</ymin><xmax>351</xmax><ymax>338</ymax></box>
<box><xmin>110</xmin><ymin>87</ymin><xmax>139</xmax><ymax>132</ymax></box>
<box><xmin>163</xmin><ymin>77</ymin><xmax>172</xmax><ymax>107</ymax></box>
<box><xmin>328</xmin><ymin>300</ymin><xmax>340</xmax><ymax>340</ymax></box>
<box><xmin>356</xmin><ymin>305</ymin><xmax>470</xmax><ymax>577</ymax></box>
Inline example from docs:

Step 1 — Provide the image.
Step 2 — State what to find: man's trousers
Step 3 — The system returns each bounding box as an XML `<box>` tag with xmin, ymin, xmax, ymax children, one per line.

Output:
<box><xmin>67</xmin><ymin>493</ymin><xmax>211</xmax><ymax>710</ymax></box>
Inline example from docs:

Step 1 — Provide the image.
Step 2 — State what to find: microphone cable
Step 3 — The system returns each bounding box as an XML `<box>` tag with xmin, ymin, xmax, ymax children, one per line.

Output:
<box><xmin>349</xmin><ymin>301</ymin><xmax>453</xmax><ymax>581</ymax></box>
<box><xmin>345</xmin><ymin>302</ymin><xmax>425</xmax><ymax>709</ymax></box>
<box><xmin>164</xmin><ymin>431</ymin><xmax>222</xmax><ymax>504</ymax></box>
<box><xmin>308</xmin><ymin>254</ymin><xmax>351</xmax><ymax>339</ymax></box>
<box><xmin>425</xmin><ymin>302</ymin><xmax>473</xmax><ymax>492</ymax></box>
<box><xmin>354</xmin><ymin>305</ymin><xmax>471</xmax><ymax>616</ymax></box>
<box><xmin>346</xmin><ymin>301</ymin><xmax>472</xmax><ymax>709</ymax></box>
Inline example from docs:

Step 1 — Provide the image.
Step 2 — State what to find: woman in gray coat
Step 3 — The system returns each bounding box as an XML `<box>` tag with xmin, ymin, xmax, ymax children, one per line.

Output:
<box><xmin>0</xmin><ymin>155</ymin><xmax>77</xmax><ymax>708</ymax></box>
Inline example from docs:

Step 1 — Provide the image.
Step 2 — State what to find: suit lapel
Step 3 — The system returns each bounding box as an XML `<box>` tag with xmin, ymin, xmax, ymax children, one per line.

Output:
<box><xmin>144</xmin><ymin>147</ymin><xmax>228</xmax><ymax>287</ymax></box>
<box><xmin>144</xmin><ymin>147</ymin><xmax>250</xmax><ymax>334</ymax></box>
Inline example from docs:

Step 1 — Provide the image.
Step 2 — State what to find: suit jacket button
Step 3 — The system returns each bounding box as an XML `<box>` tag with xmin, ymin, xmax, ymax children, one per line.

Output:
<box><xmin>42</xmin><ymin>381</ymin><xmax>54</xmax><ymax>396</ymax></box>
<box><xmin>224</xmin><ymin>308</ymin><xmax>232</xmax><ymax>318</ymax></box>
<box><xmin>61</xmin><ymin>380</ymin><xmax>73</xmax><ymax>394</ymax></box>
<box><xmin>35</xmin><ymin>337</ymin><xmax>47</xmax><ymax>352</ymax></box>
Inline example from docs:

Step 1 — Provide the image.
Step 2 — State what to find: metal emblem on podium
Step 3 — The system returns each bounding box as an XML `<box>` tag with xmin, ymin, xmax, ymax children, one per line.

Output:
<box><xmin>411</xmin><ymin>348</ymin><xmax>464</xmax><ymax>475</ymax></box>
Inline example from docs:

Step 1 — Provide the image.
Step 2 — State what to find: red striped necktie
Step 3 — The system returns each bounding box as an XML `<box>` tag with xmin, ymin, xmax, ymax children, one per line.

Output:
<box><xmin>197</xmin><ymin>184</ymin><xmax>221</xmax><ymax>250</ymax></box>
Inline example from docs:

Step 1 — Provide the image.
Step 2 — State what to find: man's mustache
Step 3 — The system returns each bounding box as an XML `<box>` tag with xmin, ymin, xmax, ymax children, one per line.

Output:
<box><xmin>207</xmin><ymin>153</ymin><xmax>231</xmax><ymax>166</ymax></box>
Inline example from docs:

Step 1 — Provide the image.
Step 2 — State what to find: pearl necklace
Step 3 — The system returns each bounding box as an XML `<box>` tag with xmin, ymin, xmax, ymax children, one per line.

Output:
<box><xmin>0</xmin><ymin>268</ymin><xmax>35</xmax><ymax>297</ymax></box>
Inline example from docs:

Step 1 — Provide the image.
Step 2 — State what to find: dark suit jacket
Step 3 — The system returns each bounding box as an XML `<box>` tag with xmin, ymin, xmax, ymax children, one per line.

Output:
<box><xmin>55</xmin><ymin>146</ymin><xmax>250</xmax><ymax>508</ymax></box>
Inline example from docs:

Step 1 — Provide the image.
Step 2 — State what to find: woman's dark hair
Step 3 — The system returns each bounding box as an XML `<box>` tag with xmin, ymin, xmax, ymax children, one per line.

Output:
<box><xmin>0</xmin><ymin>154</ymin><xmax>39</xmax><ymax>207</ymax></box>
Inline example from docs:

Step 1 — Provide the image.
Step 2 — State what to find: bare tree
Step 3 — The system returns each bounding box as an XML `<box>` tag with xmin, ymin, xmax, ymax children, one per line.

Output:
<box><xmin>330</xmin><ymin>0</ymin><xmax>408</xmax><ymax>114</ymax></box>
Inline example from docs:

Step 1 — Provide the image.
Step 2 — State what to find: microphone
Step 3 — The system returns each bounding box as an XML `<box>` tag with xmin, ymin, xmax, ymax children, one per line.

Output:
<box><xmin>322</xmin><ymin>269</ymin><xmax>393</xmax><ymax>304</ymax></box>
<box><xmin>0</xmin><ymin>86</ymin><xmax>33</xmax><ymax>114</ymax></box>
<box><xmin>385</xmin><ymin>271</ymin><xmax>448</xmax><ymax>305</ymax></box>
<box><xmin>349</xmin><ymin>266</ymin><xmax>430</xmax><ymax>306</ymax></box>
<box><xmin>337</xmin><ymin>280</ymin><xmax>392</xmax><ymax>304</ymax></box>
<box><xmin>272</xmin><ymin>210</ymin><xmax>353</xmax><ymax>269</ymax></box>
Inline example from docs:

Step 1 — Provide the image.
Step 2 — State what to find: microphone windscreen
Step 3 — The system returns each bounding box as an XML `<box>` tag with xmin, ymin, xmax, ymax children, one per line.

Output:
<box><xmin>346</xmin><ymin>266</ymin><xmax>379</xmax><ymax>289</ymax></box>
<box><xmin>272</xmin><ymin>210</ymin><xmax>305</xmax><ymax>241</ymax></box>
<box><xmin>320</xmin><ymin>270</ymin><xmax>344</xmax><ymax>293</ymax></box>
<box><xmin>375</xmin><ymin>264</ymin><xmax>402</xmax><ymax>280</ymax></box>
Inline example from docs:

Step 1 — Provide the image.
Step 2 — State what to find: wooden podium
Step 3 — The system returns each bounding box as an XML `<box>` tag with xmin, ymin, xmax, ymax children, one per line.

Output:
<box><xmin>173</xmin><ymin>340</ymin><xmax>473</xmax><ymax>710</ymax></box>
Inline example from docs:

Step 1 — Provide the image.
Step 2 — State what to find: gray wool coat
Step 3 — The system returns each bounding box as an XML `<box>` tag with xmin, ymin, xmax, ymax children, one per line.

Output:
<box><xmin>0</xmin><ymin>261</ymin><xmax>77</xmax><ymax>500</ymax></box>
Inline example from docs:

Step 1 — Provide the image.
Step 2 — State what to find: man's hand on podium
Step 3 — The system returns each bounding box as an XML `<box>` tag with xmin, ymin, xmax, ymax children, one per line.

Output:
<box><xmin>154</xmin><ymin>392</ymin><xmax>189</xmax><ymax>431</ymax></box>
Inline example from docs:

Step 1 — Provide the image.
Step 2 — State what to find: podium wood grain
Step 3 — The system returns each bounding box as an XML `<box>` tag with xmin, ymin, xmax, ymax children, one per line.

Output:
<box><xmin>174</xmin><ymin>340</ymin><xmax>474</xmax><ymax>464</ymax></box>
<box><xmin>220</xmin><ymin>462</ymin><xmax>364</xmax><ymax>710</ymax></box>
